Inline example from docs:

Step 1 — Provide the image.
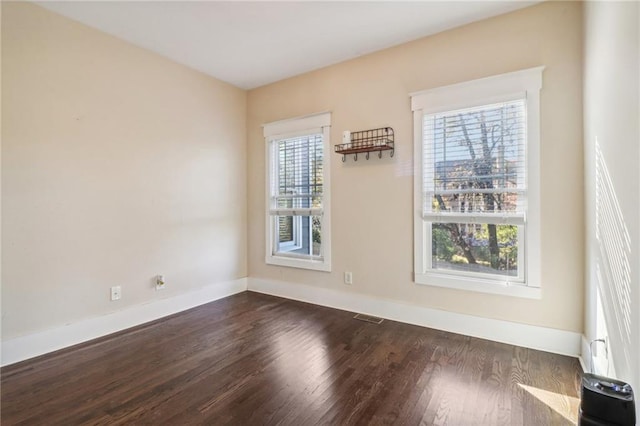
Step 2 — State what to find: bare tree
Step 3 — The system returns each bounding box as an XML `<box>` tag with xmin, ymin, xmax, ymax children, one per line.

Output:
<box><xmin>434</xmin><ymin>106</ymin><xmax>516</xmax><ymax>270</ymax></box>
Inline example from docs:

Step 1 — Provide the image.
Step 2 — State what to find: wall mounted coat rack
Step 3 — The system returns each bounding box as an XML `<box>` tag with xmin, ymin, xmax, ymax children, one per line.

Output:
<box><xmin>334</xmin><ymin>127</ymin><xmax>394</xmax><ymax>162</ymax></box>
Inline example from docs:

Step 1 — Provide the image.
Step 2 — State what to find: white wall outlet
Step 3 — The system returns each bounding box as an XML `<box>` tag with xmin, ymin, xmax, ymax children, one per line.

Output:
<box><xmin>155</xmin><ymin>275</ymin><xmax>166</xmax><ymax>291</ymax></box>
<box><xmin>344</xmin><ymin>272</ymin><xmax>353</xmax><ymax>285</ymax></box>
<box><xmin>110</xmin><ymin>286</ymin><xmax>122</xmax><ymax>301</ymax></box>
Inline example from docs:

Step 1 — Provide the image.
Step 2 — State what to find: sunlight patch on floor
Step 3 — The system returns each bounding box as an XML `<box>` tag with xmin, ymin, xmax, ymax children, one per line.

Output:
<box><xmin>518</xmin><ymin>384</ymin><xmax>580</xmax><ymax>425</ymax></box>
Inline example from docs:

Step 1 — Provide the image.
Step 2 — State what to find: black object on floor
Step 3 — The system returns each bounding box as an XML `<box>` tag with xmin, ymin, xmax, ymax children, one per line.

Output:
<box><xmin>579</xmin><ymin>373</ymin><xmax>635</xmax><ymax>426</ymax></box>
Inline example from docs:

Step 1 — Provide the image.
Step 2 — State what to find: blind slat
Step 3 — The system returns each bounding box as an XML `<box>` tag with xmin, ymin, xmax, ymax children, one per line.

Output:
<box><xmin>423</xmin><ymin>212</ymin><xmax>525</xmax><ymax>225</ymax></box>
<box><xmin>430</xmin><ymin>188</ymin><xmax>526</xmax><ymax>196</ymax></box>
<box><xmin>269</xmin><ymin>208</ymin><xmax>323</xmax><ymax>216</ymax></box>
<box><xmin>273</xmin><ymin>194</ymin><xmax>323</xmax><ymax>199</ymax></box>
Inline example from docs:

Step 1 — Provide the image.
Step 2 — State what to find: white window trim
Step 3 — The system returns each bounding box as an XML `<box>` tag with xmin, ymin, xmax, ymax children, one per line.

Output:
<box><xmin>263</xmin><ymin>112</ymin><xmax>332</xmax><ymax>272</ymax></box>
<box><xmin>412</xmin><ymin>67</ymin><xmax>543</xmax><ymax>298</ymax></box>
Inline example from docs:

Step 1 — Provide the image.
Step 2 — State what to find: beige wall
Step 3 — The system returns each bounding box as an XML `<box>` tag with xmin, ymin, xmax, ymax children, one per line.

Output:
<box><xmin>1</xmin><ymin>2</ymin><xmax>247</xmax><ymax>339</ymax></box>
<box><xmin>248</xmin><ymin>2</ymin><xmax>584</xmax><ymax>332</ymax></box>
<box><xmin>2</xmin><ymin>1</ymin><xmax>585</xmax><ymax>344</ymax></box>
<box><xmin>583</xmin><ymin>0</ymin><xmax>639</xmax><ymax>406</ymax></box>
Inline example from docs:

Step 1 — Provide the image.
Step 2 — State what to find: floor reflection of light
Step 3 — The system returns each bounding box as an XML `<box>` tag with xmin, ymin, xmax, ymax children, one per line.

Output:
<box><xmin>518</xmin><ymin>384</ymin><xmax>580</xmax><ymax>425</ymax></box>
<box><xmin>273</xmin><ymin>329</ymin><xmax>332</xmax><ymax>407</ymax></box>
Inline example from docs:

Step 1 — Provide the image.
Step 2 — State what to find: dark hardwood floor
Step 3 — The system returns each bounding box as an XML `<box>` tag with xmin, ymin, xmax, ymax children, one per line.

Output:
<box><xmin>1</xmin><ymin>292</ymin><xmax>582</xmax><ymax>425</ymax></box>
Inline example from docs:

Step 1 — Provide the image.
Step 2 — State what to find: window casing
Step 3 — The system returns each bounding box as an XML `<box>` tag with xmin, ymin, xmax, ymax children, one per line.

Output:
<box><xmin>412</xmin><ymin>68</ymin><xmax>543</xmax><ymax>298</ymax></box>
<box><xmin>264</xmin><ymin>112</ymin><xmax>331</xmax><ymax>271</ymax></box>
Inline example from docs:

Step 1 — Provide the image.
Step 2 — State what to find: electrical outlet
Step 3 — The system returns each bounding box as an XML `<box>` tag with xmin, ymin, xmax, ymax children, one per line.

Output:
<box><xmin>110</xmin><ymin>286</ymin><xmax>122</xmax><ymax>301</ymax></box>
<box><xmin>344</xmin><ymin>272</ymin><xmax>353</xmax><ymax>285</ymax></box>
<box><xmin>593</xmin><ymin>336</ymin><xmax>609</xmax><ymax>359</ymax></box>
<box><xmin>155</xmin><ymin>275</ymin><xmax>166</xmax><ymax>291</ymax></box>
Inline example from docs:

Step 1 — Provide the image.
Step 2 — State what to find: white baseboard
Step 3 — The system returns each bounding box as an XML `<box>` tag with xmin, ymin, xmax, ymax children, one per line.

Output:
<box><xmin>1</xmin><ymin>278</ymin><xmax>248</xmax><ymax>367</ymax></box>
<box><xmin>248</xmin><ymin>277</ymin><xmax>582</xmax><ymax>358</ymax></box>
<box><xmin>2</xmin><ymin>276</ymin><xmax>583</xmax><ymax>367</ymax></box>
<box><xmin>580</xmin><ymin>335</ymin><xmax>590</xmax><ymax>372</ymax></box>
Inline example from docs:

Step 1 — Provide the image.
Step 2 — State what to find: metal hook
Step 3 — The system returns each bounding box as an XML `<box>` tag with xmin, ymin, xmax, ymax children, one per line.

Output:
<box><xmin>390</xmin><ymin>149</ymin><xmax>395</xmax><ymax>158</ymax></box>
<box><xmin>342</xmin><ymin>154</ymin><xmax>346</xmax><ymax>162</ymax></box>
<box><xmin>365</xmin><ymin>152</ymin><xmax>369</xmax><ymax>160</ymax></box>
<box><xmin>354</xmin><ymin>153</ymin><xmax>358</xmax><ymax>161</ymax></box>
<box><xmin>378</xmin><ymin>150</ymin><xmax>382</xmax><ymax>159</ymax></box>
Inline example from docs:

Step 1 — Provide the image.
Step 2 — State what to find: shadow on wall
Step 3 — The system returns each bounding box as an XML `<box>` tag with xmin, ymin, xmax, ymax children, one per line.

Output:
<box><xmin>595</xmin><ymin>139</ymin><xmax>633</xmax><ymax>373</ymax></box>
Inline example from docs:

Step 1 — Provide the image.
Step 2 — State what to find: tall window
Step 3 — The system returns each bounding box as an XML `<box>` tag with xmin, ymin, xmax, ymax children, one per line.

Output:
<box><xmin>264</xmin><ymin>113</ymin><xmax>331</xmax><ymax>271</ymax></box>
<box><xmin>412</xmin><ymin>68</ymin><xmax>543</xmax><ymax>297</ymax></box>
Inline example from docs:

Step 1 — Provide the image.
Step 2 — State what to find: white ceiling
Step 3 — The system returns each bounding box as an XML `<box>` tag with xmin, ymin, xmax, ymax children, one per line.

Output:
<box><xmin>36</xmin><ymin>1</ymin><xmax>540</xmax><ymax>90</ymax></box>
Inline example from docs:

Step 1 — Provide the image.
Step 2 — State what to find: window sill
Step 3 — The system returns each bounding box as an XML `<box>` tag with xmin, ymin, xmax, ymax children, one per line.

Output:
<box><xmin>278</xmin><ymin>243</ymin><xmax>302</xmax><ymax>253</ymax></box>
<box><xmin>266</xmin><ymin>255</ymin><xmax>331</xmax><ymax>272</ymax></box>
<box><xmin>415</xmin><ymin>272</ymin><xmax>541</xmax><ymax>299</ymax></box>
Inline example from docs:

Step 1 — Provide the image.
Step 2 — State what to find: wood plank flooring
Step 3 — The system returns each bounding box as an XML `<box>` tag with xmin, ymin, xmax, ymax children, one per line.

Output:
<box><xmin>1</xmin><ymin>292</ymin><xmax>582</xmax><ymax>425</ymax></box>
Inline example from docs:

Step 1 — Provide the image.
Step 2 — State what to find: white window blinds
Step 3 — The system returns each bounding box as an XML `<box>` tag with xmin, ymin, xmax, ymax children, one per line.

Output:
<box><xmin>269</xmin><ymin>133</ymin><xmax>324</xmax><ymax>217</ymax></box>
<box><xmin>423</xmin><ymin>99</ymin><xmax>527</xmax><ymax>226</ymax></box>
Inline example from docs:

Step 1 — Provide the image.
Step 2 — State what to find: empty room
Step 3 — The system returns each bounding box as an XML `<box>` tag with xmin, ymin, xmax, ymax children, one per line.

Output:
<box><xmin>1</xmin><ymin>1</ymin><xmax>639</xmax><ymax>424</ymax></box>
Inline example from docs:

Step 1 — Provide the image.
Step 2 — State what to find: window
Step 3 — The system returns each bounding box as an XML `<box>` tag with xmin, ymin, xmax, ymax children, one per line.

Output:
<box><xmin>264</xmin><ymin>112</ymin><xmax>331</xmax><ymax>271</ymax></box>
<box><xmin>412</xmin><ymin>68</ymin><xmax>543</xmax><ymax>297</ymax></box>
